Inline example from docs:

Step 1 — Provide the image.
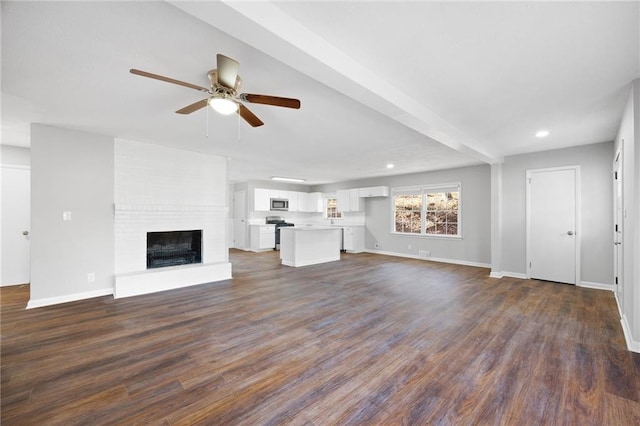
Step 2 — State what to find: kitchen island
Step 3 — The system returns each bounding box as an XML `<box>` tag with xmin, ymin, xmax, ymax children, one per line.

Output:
<box><xmin>279</xmin><ymin>226</ymin><xmax>342</xmax><ymax>267</ymax></box>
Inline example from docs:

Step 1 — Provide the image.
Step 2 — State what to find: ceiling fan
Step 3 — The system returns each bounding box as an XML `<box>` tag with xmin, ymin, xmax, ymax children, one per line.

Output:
<box><xmin>130</xmin><ymin>54</ymin><xmax>300</xmax><ymax>127</ymax></box>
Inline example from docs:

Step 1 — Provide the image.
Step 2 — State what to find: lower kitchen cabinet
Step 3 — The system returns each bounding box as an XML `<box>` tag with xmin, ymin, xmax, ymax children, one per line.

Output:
<box><xmin>342</xmin><ymin>226</ymin><xmax>365</xmax><ymax>253</ymax></box>
<box><xmin>250</xmin><ymin>225</ymin><xmax>275</xmax><ymax>251</ymax></box>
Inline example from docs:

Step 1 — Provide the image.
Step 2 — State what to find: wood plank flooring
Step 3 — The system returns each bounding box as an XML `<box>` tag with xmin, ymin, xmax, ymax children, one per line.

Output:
<box><xmin>2</xmin><ymin>249</ymin><xmax>639</xmax><ymax>425</ymax></box>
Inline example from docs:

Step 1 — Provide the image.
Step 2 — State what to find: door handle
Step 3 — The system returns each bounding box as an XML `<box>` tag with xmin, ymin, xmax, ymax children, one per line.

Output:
<box><xmin>567</xmin><ymin>231</ymin><xmax>574</xmax><ymax>236</ymax></box>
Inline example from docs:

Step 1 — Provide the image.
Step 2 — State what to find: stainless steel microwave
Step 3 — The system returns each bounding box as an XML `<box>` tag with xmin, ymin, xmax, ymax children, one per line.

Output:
<box><xmin>270</xmin><ymin>198</ymin><xmax>289</xmax><ymax>211</ymax></box>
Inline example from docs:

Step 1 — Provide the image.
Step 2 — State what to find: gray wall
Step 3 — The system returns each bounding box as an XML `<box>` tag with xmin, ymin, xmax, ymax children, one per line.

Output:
<box><xmin>1</xmin><ymin>145</ymin><xmax>31</xmax><ymax>166</ymax></box>
<box><xmin>313</xmin><ymin>164</ymin><xmax>492</xmax><ymax>265</ymax></box>
<box><xmin>500</xmin><ymin>141</ymin><xmax>614</xmax><ymax>285</ymax></box>
<box><xmin>30</xmin><ymin>124</ymin><xmax>114</xmax><ymax>302</ymax></box>
<box><xmin>615</xmin><ymin>79</ymin><xmax>640</xmax><ymax>347</ymax></box>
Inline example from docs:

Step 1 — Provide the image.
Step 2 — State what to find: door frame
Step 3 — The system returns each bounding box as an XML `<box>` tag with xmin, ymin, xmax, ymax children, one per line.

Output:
<box><xmin>613</xmin><ymin>148</ymin><xmax>623</xmax><ymax>306</ymax></box>
<box><xmin>525</xmin><ymin>165</ymin><xmax>581</xmax><ymax>284</ymax></box>
<box><xmin>233</xmin><ymin>190</ymin><xmax>247</xmax><ymax>250</ymax></box>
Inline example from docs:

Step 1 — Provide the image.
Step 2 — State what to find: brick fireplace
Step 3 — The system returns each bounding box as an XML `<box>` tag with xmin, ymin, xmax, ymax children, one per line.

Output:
<box><xmin>113</xmin><ymin>139</ymin><xmax>232</xmax><ymax>299</ymax></box>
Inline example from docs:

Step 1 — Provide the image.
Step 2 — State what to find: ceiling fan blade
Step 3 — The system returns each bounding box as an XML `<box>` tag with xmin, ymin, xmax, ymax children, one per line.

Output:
<box><xmin>237</xmin><ymin>104</ymin><xmax>264</xmax><ymax>127</ymax></box>
<box><xmin>216</xmin><ymin>54</ymin><xmax>239</xmax><ymax>89</ymax></box>
<box><xmin>176</xmin><ymin>98</ymin><xmax>209</xmax><ymax>114</ymax></box>
<box><xmin>130</xmin><ymin>69</ymin><xmax>210</xmax><ymax>93</ymax></box>
<box><xmin>240</xmin><ymin>93</ymin><xmax>301</xmax><ymax>109</ymax></box>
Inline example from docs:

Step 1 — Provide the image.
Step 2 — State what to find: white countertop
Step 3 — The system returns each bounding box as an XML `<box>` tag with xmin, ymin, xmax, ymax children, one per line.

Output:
<box><xmin>283</xmin><ymin>226</ymin><xmax>342</xmax><ymax>231</ymax></box>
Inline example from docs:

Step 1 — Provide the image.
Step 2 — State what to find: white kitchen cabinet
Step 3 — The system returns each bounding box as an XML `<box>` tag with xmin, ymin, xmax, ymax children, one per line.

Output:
<box><xmin>307</xmin><ymin>192</ymin><xmax>323</xmax><ymax>213</ymax></box>
<box><xmin>343</xmin><ymin>226</ymin><xmax>365</xmax><ymax>253</ymax></box>
<box><xmin>250</xmin><ymin>225</ymin><xmax>275</xmax><ymax>251</ymax></box>
<box><xmin>358</xmin><ymin>186</ymin><xmax>389</xmax><ymax>197</ymax></box>
<box><xmin>337</xmin><ymin>188</ymin><xmax>363</xmax><ymax>212</ymax></box>
<box><xmin>254</xmin><ymin>188</ymin><xmax>271</xmax><ymax>211</ymax></box>
<box><xmin>297</xmin><ymin>192</ymin><xmax>308</xmax><ymax>212</ymax></box>
<box><xmin>286</xmin><ymin>191</ymin><xmax>299</xmax><ymax>212</ymax></box>
<box><xmin>270</xmin><ymin>189</ymin><xmax>288</xmax><ymax>199</ymax></box>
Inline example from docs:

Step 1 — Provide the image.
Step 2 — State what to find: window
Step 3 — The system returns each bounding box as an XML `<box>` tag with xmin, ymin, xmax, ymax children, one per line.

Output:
<box><xmin>325</xmin><ymin>196</ymin><xmax>342</xmax><ymax>219</ymax></box>
<box><xmin>394</xmin><ymin>194</ymin><xmax>422</xmax><ymax>233</ymax></box>
<box><xmin>392</xmin><ymin>183</ymin><xmax>461</xmax><ymax>237</ymax></box>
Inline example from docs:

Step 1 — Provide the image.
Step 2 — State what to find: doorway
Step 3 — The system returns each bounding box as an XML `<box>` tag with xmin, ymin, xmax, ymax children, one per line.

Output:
<box><xmin>526</xmin><ymin>166</ymin><xmax>580</xmax><ymax>284</ymax></box>
<box><xmin>233</xmin><ymin>190</ymin><xmax>246</xmax><ymax>250</ymax></box>
<box><xmin>1</xmin><ymin>166</ymin><xmax>31</xmax><ymax>286</ymax></box>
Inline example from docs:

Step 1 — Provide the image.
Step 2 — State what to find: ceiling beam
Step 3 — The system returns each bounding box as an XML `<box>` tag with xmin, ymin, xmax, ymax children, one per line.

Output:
<box><xmin>169</xmin><ymin>0</ymin><xmax>500</xmax><ymax>164</ymax></box>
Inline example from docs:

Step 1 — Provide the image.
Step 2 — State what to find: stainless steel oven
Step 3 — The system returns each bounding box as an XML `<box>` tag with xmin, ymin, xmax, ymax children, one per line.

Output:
<box><xmin>270</xmin><ymin>198</ymin><xmax>289</xmax><ymax>211</ymax></box>
<box><xmin>266</xmin><ymin>216</ymin><xmax>294</xmax><ymax>250</ymax></box>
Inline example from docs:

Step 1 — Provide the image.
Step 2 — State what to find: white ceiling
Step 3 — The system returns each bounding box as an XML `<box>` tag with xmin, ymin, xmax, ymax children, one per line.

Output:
<box><xmin>2</xmin><ymin>1</ymin><xmax>638</xmax><ymax>185</ymax></box>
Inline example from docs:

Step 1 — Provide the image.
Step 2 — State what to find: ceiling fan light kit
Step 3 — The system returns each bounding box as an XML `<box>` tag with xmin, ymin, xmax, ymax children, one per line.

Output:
<box><xmin>209</xmin><ymin>97</ymin><xmax>238</xmax><ymax>115</ymax></box>
<box><xmin>130</xmin><ymin>53</ymin><xmax>300</xmax><ymax>127</ymax></box>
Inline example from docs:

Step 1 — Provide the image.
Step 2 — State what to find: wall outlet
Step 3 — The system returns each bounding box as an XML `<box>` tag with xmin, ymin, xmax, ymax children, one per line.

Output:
<box><xmin>374</xmin><ymin>242</ymin><xmax>379</xmax><ymax>249</ymax></box>
<box><xmin>87</xmin><ymin>273</ymin><xmax>95</xmax><ymax>282</ymax></box>
<box><xmin>418</xmin><ymin>250</ymin><xmax>431</xmax><ymax>259</ymax></box>
<box><xmin>407</xmin><ymin>244</ymin><xmax>412</xmax><ymax>250</ymax></box>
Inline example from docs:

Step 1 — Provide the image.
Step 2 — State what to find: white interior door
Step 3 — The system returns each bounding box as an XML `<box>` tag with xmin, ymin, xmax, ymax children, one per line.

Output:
<box><xmin>1</xmin><ymin>166</ymin><xmax>31</xmax><ymax>286</ymax></box>
<box><xmin>233</xmin><ymin>190</ymin><xmax>246</xmax><ymax>249</ymax></box>
<box><xmin>613</xmin><ymin>150</ymin><xmax>623</xmax><ymax>304</ymax></box>
<box><xmin>527</xmin><ymin>167</ymin><xmax>580</xmax><ymax>284</ymax></box>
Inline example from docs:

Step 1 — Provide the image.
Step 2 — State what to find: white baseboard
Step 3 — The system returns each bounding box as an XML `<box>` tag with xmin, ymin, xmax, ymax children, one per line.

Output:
<box><xmin>282</xmin><ymin>256</ymin><xmax>341</xmax><ymax>267</ymax></box>
<box><xmin>497</xmin><ymin>271</ymin><xmax>528</xmax><ymax>279</ymax></box>
<box><xmin>578</xmin><ymin>281</ymin><xmax>615</xmax><ymax>292</ymax></box>
<box><xmin>1</xmin><ymin>281</ymin><xmax>29</xmax><ymax>287</ymax></box>
<box><xmin>27</xmin><ymin>288</ymin><xmax>113</xmax><ymax>309</ymax></box>
<box><xmin>363</xmin><ymin>249</ymin><xmax>490</xmax><ymax>269</ymax></box>
<box><xmin>114</xmin><ymin>262</ymin><xmax>232</xmax><ymax>299</ymax></box>
<box><xmin>489</xmin><ymin>271</ymin><xmax>504</xmax><ymax>279</ymax></box>
<box><xmin>620</xmin><ymin>314</ymin><xmax>640</xmax><ymax>353</ymax></box>
<box><xmin>615</xmin><ymin>291</ymin><xmax>623</xmax><ymax>318</ymax></box>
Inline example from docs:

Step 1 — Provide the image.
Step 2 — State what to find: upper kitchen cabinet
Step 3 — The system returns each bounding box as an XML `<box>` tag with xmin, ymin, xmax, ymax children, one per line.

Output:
<box><xmin>337</xmin><ymin>188</ymin><xmax>363</xmax><ymax>212</ymax></box>
<box><xmin>286</xmin><ymin>191</ymin><xmax>299</xmax><ymax>212</ymax></box>
<box><xmin>253</xmin><ymin>188</ymin><xmax>323</xmax><ymax>213</ymax></box>
<box><xmin>254</xmin><ymin>188</ymin><xmax>271</xmax><ymax>211</ymax></box>
<box><xmin>358</xmin><ymin>186</ymin><xmax>389</xmax><ymax>197</ymax></box>
<box><xmin>306</xmin><ymin>192</ymin><xmax>323</xmax><ymax>213</ymax></box>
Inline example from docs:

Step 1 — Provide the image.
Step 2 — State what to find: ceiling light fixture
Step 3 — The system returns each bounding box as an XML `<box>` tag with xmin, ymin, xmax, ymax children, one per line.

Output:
<box><xmin>386</xmin><ymin>163</ymin><xmax>395</xmax><ymax>169</ymax></box>
<box><xmin>535</xmin><ymin>130</ymin><xmax>550</xmax><ymax>138</ymax></box>
<box><xmin>271</xmin><ymin>176</ymin><xmax>306</xmax><ymax>183</ymax></box>
<box><xmin>209</xmin><ymin>97</ymin><xmax>238</xmax><ymax>115</ymax></box>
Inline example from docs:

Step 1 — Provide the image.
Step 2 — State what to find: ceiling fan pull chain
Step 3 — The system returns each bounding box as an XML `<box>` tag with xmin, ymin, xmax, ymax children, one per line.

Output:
<box><xmin>206</xmin><ymin>104</ymin><xmax>209</xmax><ymax>139</ymax></box>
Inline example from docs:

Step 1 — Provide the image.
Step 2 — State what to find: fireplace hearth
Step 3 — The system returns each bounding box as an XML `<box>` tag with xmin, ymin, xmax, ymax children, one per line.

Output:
<box><xmin>147</xmin><ymin>230</ymin><xmax>202</xmax><ymax>269</ymax></box>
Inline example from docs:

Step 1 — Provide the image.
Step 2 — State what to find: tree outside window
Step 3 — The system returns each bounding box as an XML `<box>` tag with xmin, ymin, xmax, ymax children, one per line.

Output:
<box><xmin>392</xmin><ymin>184</ymin><xmax>461</xmax><ymax>237</ymax></box>
<box><xmin>326</xmin><ymin>197</ymin><xmax>342</xmax><ymax>219</ymax></box>
<box><xmin>426</xmin><ymin>191</ymin><xmax>459</xmax><ymax>235</ymax></box>
<box><xmin>394</xmin><ymin>194</ymin><xmax>422</xmax><ymax>233</ymax></box>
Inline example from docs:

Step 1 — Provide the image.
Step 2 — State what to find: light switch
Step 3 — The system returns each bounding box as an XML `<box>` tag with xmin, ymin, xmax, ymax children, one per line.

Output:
<box><xmin>63</xmin><ymin>211</ymin><xmax>72</xmax><ymax>221</ymax></box>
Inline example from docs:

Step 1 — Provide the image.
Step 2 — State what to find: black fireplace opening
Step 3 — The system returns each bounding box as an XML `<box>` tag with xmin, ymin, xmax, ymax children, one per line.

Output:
<box><xmin>147</xmin><ymin>230</ymin><xmax>202</xmax><ymax>269</ymax></box>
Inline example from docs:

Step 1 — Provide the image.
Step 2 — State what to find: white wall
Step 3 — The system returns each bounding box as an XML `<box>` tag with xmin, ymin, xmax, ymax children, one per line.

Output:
<box><xmin>29</xmin><ymin>125</ymin><xmax>114</xmax><ymax>307</ymax></box>
<box><xmin>1</xmin><ymin>145</ymin><xmax>31</xmax><ymax>166</ymax></box>
<box><xmin>313</xmin><ymin>164</ymin><xmax>491</xmax><ymax>266</ymax></box>
<box><xmin>499</xmin><ymin>142</ymin><xmax>614</xmax><ymax>286</ymax></box>
<box><xmin>615</xmin><ymin>79</ymin><xmax>640</xmax><ymax>352</ymax></box>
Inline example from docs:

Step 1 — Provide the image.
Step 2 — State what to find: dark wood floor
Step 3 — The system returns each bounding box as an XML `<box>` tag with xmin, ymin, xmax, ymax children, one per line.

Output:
<box><xmin>2</xmin><ymin>250</ymin><xmax>639</xmax><ymax>425</ymax></box>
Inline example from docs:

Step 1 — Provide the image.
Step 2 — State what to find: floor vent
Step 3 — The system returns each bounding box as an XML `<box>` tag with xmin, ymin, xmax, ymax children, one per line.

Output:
<box><xmin>418</xmin><ymin>250</ymin><xmax>431</xmax><ymax>259</ymax></box>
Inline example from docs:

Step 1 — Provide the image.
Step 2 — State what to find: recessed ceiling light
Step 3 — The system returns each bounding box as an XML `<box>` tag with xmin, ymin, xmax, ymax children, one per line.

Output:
<box><xmin>535</xmin><ymin>130</ymin><xmax>550</xmax><ymax>138</ymax></box>
<box><xmin>271</xmin><ymin>176</ymin><xmax>306</xmax><ymax>183</ymax></box>
<box><xmin>386</xmin><ymin>163</ymin><xmax>395</xmax><ymax>169</ymax></box>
